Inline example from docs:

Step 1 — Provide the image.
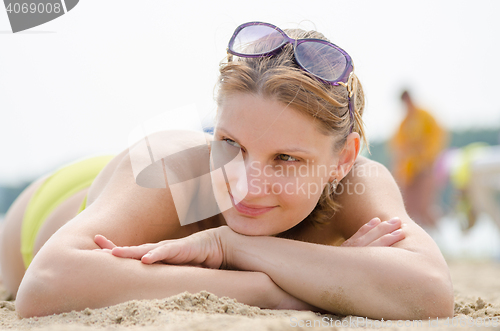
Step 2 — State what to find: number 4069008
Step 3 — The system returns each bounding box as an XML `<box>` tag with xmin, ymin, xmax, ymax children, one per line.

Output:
<box><xmin>6</xmin><ymin>2</ymin><xmax>62</xmax><ymax>14</ymax></box>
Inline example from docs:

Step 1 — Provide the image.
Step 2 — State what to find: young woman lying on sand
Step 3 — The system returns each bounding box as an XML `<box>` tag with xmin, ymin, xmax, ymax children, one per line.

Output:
<box><xmin>0</xmin><ymin>21</ymin><xmax>454</xmax><ymax>319</ymax></box>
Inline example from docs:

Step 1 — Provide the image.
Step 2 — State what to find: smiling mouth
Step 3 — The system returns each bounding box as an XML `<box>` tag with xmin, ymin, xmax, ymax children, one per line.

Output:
<box><xmin>229</xmin><ymin>193</ymin><xmax>277</xmax><ymax>217</ymax></box>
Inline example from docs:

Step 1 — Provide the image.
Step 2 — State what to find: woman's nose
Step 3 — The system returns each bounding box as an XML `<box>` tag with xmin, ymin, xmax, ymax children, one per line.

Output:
<box><xmin>226</xmin><ymin>159</ymin><xmax>271</xmax><ymax>202</ymax></box>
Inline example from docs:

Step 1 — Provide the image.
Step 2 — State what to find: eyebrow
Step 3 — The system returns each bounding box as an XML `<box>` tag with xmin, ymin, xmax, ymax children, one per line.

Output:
<box><xmin>215</xmin><ymin>127</ymin><xmax>315</xmax><ymax>156</ymax></box>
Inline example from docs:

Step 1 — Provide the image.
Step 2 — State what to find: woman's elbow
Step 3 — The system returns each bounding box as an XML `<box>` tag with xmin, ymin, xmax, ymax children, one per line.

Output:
<box><xmin>413</xmin><ymin>268</ymin><xmax>455</xmax><ymax>319</ymax></box>
<box><xmin>430</xmin><ymin>274</ymin><xmax>455</xmax><ymax>318</ymax></box>
<box><xmin>15</xmin><ymin>265</ymin><xmax>61</xmax><ymax>318</ymax></box>
<box><xmin>15</xmin><ymin>249</ymin><xmax>78</xmax><ymax>318</ymax></box>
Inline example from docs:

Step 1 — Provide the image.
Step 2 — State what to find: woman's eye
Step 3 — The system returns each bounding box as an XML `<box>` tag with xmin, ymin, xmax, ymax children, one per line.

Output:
<box><xmin>223</xmin><ymin>138</ymin><xmax>240</xmax><ymax>148</ymax></box>
<box><xmin>277</xmin><ymin>154</ymin><xmax>299</xmax><ymax>162</ymax></box>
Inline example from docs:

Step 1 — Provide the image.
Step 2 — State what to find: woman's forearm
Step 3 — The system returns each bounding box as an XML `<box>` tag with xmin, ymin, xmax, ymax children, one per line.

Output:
<box><xmin>227</xmin><ymin>233</ymin><xmax>454</xmax><ymax>320</ymax></box>
<box><xmin>16</xmin><ymin>243</ymin><xmax>278</xmax><ymax>318</ymax></box>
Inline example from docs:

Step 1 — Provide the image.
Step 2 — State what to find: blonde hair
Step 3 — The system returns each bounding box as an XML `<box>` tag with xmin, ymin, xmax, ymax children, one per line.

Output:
<box><xmin>215</xmin><ymin>27</ymin><xmax>368</xmax><ymax>226</ymax></box>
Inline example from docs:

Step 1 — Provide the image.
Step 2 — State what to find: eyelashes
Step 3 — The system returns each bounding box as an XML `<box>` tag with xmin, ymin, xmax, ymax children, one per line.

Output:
<box><xmin>223</xmin><ymin>138</ymin><xmax>241</xmax><ymax>148</ymax></box>
<box><xmin>277</xmin><ymin>154</ymin><xmax>299</xmax><ymax>162</ymax></box>
<box><xmin>222</xmin><ymin>138</ymin><xmax>300</xmax><ymax>163</ymax></box>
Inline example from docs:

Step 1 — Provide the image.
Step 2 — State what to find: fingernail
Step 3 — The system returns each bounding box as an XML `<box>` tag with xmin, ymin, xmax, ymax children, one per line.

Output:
<box><xmin>368</xmin><ymin>218</ymin><xmax>380</xmax><ymax>226</ymax></box>
<box><xmin>391</xmin><ymin>229</ymin><xmax>403</xmax><ymax>235</ymax></box>
<box><xmin>143</xmin><ymin>252</ymin><xmax>152</xmax><ymax>258</ymax></box>
<box><xmin>388</xmin><ymin>218</ymin><xmax>400</xmax><ymax>224</ymax></box>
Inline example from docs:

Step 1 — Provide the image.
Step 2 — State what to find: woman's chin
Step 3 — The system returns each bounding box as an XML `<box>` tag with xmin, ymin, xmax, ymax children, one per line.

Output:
<box><xmin>222</xmin><ymin>210</ymin><xmax>279</xmax><ymax>236</ymax></box>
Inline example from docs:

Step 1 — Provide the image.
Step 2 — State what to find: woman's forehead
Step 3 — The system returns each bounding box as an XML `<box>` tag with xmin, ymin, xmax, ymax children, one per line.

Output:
<box><xmin>215</xmin><ymin>93</ymin><xmax>337</xmax><ymax>154</ymax></box>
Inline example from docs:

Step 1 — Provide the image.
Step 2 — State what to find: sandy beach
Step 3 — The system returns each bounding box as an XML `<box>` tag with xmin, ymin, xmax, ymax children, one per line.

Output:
<box><xmin>0</xmin><ymin>259</ymin><xmax>499</xmax><ymax>330</ymax></box>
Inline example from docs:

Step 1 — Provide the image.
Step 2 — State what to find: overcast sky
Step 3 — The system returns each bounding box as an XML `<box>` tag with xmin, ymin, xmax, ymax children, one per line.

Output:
<box><xmin>1</xmin><ymin>0</ymin><xmax>499</xmax><ymax>184</ymax></box>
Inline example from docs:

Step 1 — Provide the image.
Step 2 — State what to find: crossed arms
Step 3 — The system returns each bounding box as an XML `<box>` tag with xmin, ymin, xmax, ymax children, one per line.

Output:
<box><xmin>15</xmin><ymin>151</ymin><xmax>454</xmax><ymax>319</ymax></box>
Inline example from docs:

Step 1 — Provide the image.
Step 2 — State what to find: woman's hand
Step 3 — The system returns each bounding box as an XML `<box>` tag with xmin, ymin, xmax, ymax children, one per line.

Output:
<box><xmin>94</xmin><ymin>226</ymin><xmax>236</xmax><ymax>269</ymax></box>
<box><xmin>340</xmin><ymin>217</ymin><xmax>406</xmax><ymax>247</ymax></box>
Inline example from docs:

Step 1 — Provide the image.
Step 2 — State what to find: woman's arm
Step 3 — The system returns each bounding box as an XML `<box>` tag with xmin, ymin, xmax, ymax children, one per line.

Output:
<box><xmin>104</xmin><ymin>157</ymin><xmax>453</xmax><ymax>319</ymax></box>
<box><xmin>15</xmin><ymin>231</ymin><xmax>301</xmax><ymax>318</ymax></box>
<box><xmin>15</xmin><ymin>134</ymin><xmax>311</xmax><ymax>317</ymax></box>
<box><xmin>120</xmin><ymin>158</ymin><xmax>453</xmax><ymax>319</ymax></box>
<box><xmin>226</xmin><ymin>228</ymin><xmax>452</xmax><ymax>320</ymax></box>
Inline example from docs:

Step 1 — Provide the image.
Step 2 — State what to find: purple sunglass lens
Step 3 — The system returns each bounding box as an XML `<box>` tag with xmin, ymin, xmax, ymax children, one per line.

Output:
<box><xmin>231</xmin><ymin>24</ymin><xmax>285</xmax><ymax>55</ymax></box>
<box><xmin>295</xmin><ymin>41</ymin><xmax>347</xmax><ymax>82</ymax></box>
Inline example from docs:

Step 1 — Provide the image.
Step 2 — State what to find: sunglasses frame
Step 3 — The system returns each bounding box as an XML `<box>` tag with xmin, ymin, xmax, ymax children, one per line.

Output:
<box><xmin>227</xmin><ymin>21</ymin><xmax>356</xmax><ymax>133</ymax></box>
<box><xmin>227</xmin><ymin>21</ymin><xmax>354</xmax><ymax>87</ymax></box>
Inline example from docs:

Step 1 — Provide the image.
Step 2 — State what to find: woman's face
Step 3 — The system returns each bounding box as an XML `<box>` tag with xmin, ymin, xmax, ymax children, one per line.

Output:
<box><xmin>213</xmin><ymin>92</ymin><xmax>341</xmax><ymax>236</ymax></box>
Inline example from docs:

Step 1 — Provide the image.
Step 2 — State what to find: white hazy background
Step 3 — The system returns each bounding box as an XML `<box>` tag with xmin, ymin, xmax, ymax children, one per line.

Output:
<box><xmin>1</xmin><ymin>0</ymin><xmax>500</xmax><ymax>184</ymax></box>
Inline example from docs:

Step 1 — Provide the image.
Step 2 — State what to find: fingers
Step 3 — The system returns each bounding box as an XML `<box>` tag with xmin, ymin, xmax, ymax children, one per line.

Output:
<box><xmin>140</xmin><ymin>241</ymin><xmax>200</xmax><ymax>265</ymax></box>
<box><xmin>341</xmin><ymin>217</ymin><xmax>381</xmax><ymax>246</ymax></box>
<box><xmin>342</xmin><ymin>217</ymin><xmax>404</xmax><ymax>247</ymax></box>
<box><xmin>360</xmin><ymin>217</ymin><xmax>403</xmax><ymax>245</ymax></box>
<box><xmin>94</xmin><ymin>235</ymin><xmax>117</xmax><ymax>250</ymax></box>
<box><xmin>94</xmin><ymin>235</ymin><xmax>193</xmax><ymax>264</ymax></box>
<box><xmin>110</xmin><ymin>239</ymin><xmax>193</xmax><ymax>264</ymax></box>
<box><xmin>141</xmin><ymin>242</ymin><xmax>183</xmax><ymax>264</ymax></box>
<box><xmin>111</xmin><ymin>243</ymin><xmax>160</xmax><ymax>260</ymax></box>
<box><xmin>368</xmin><ymin>225</ymin><xmax>406</xmax><ymax>247</ymax></box>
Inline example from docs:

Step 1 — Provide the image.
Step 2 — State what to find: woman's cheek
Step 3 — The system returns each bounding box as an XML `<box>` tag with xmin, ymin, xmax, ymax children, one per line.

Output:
<box><xmin>275</xmin><ymin>176</ymin><xmax>319</xmax><ymax>207</ymax></box>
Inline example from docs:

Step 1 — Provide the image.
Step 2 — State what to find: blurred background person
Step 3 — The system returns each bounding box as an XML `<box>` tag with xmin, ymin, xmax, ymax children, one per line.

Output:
<box><xmin>449</xmin><ymin>143</ymin><xmax>500</xmax><ymax>230</ymax></box>
<box><xmin>390</xmin><ymin>90</ymin><xmax>448</xmax><ymax>228</ymax></box>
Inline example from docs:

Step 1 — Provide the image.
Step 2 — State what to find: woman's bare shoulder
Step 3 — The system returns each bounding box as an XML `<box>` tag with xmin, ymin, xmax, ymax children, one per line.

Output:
<box><xmin>332</xmin><ymin>155</ymin><xmax>448</xmax><ymax>257</ymax></box>
<box><xmin>330</xmin><ymin>155</ymin><xmax>407</xmax><ymax>239</ymax></box>
<box><xmin>289</xmin><ymin>156</ymin><xmax>398</xmax><ymax>245</ymax></box>
<box><xmin>60</xmin><ymin>130</ymin><xmax>214</xmax><ymax>249</ymax></box>
<box><xmin>88</xmin><ymin>130</ymin><xmax>213</xmax><ymax>203</ymax></box>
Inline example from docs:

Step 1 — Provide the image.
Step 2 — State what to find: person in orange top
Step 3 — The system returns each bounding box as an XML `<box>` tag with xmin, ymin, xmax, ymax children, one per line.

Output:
<box><xmin>390</xmin><ymin>90</ymin><xmax>448</xmax><ymax>228</ymax></box>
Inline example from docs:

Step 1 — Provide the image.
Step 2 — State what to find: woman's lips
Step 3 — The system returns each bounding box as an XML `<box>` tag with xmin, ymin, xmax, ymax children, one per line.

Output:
<box><xmin>229</xmin><ymin>193</ymin><xmax>277</xmax><ymax>216</ymax></box>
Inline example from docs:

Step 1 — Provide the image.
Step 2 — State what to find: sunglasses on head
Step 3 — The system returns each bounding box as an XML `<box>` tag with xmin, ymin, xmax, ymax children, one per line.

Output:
<box><xmin>227</xmin><ymin>21</ymin><xmax>355</xmax><ymax>133</ymax></box>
